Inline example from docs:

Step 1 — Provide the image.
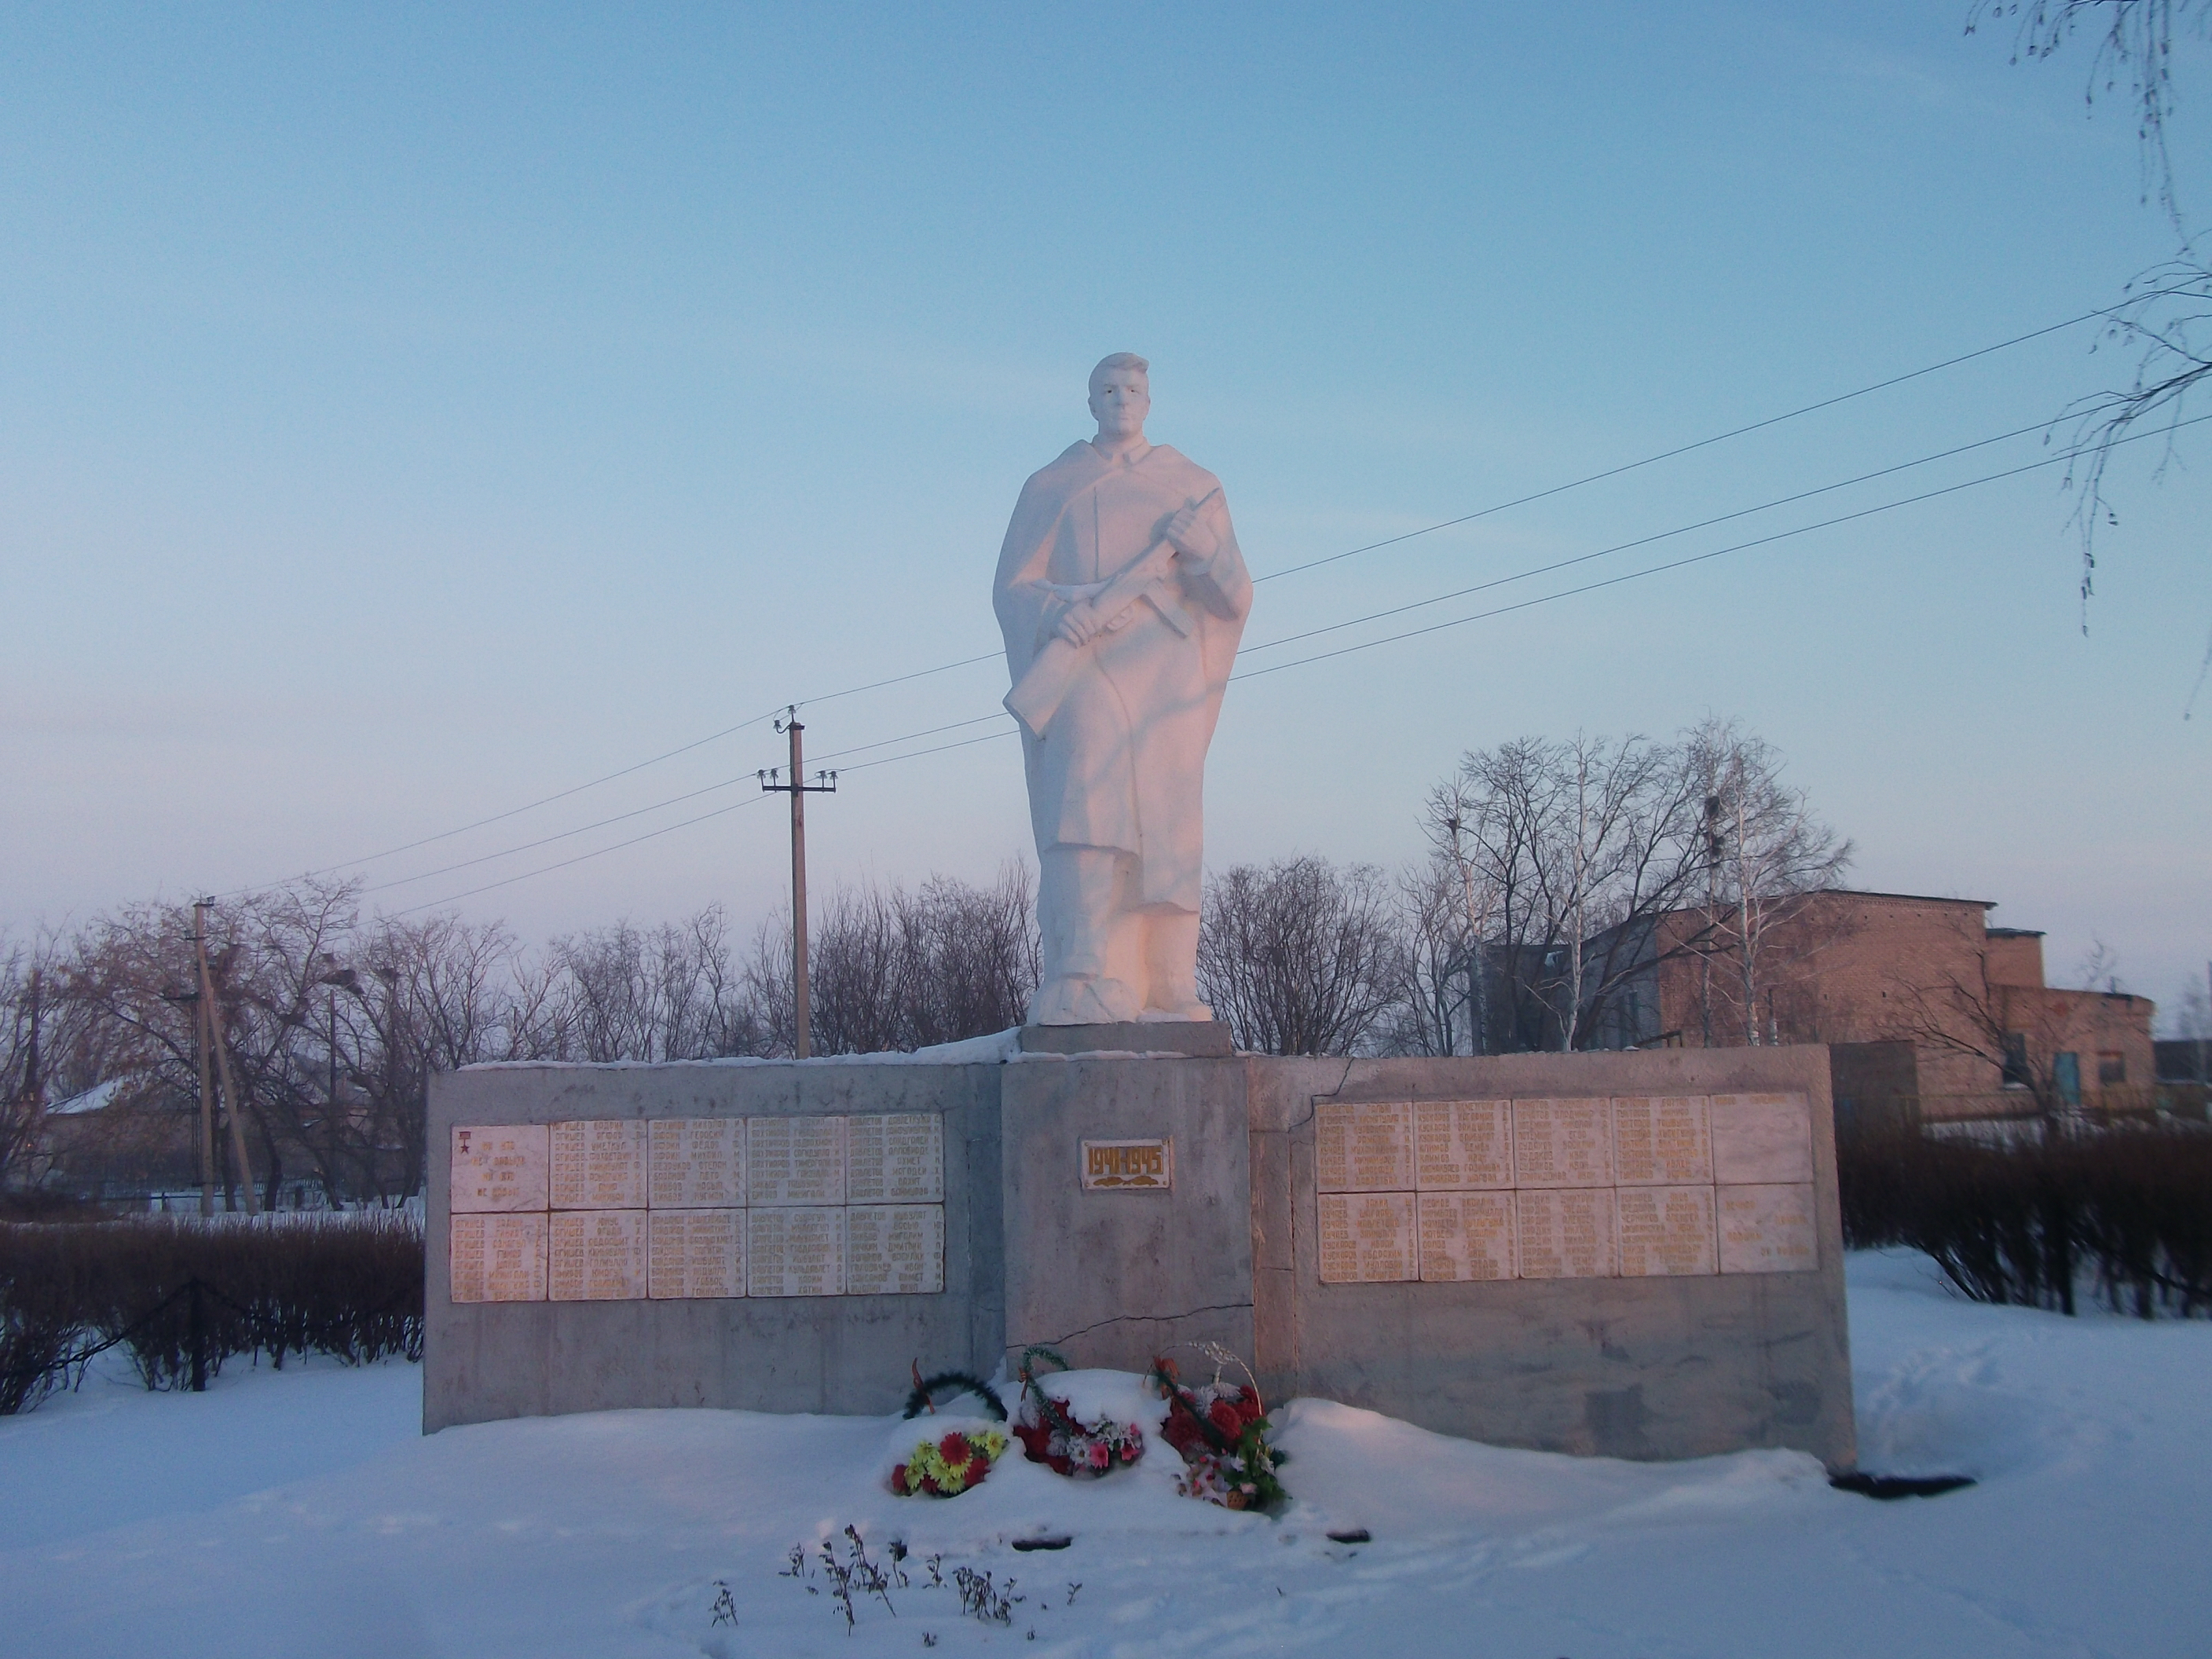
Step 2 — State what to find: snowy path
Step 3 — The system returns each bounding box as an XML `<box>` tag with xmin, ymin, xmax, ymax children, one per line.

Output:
<box><xmin>1</xmin><ymin>1251</ymin><xmax>2204</xmax><ymax>1658</ymax></box>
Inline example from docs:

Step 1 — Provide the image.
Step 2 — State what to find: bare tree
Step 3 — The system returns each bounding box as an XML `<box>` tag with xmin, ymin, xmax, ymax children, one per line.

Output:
<box><xmin>1971</xmin><ymin>2</ymin><xmax>2211</xmax><ymax>643</ymax></box>
<box><xmin>1197</xmin><ymin>856</ymin><xmax>1404</xmax><ymax>1056</ymax></box>
<box><xmin>1684</xmin><ymin>719</ymin><xmax>1855</xmax><ymax>1046</ymax></box>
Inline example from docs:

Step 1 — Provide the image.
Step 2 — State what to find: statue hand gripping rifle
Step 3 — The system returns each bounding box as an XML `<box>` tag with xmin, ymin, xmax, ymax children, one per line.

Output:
<box><xmin>993</xmin><ymin>354</ymin><xmax>1253</xmax><ymax>1027</ymax></box>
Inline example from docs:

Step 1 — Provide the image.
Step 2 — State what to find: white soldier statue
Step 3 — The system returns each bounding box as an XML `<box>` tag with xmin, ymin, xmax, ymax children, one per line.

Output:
<box><xmin>994</xmin><ymin>353</ymin><xmax>1253</xmax><ymax>1025</ymax></box>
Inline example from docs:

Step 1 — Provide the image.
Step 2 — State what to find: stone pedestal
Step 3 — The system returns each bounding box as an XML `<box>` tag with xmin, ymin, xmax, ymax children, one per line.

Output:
<box><xmin>427</xmin><ymin>1041</ymin><xmax>1857</xmax><ymax>1470</ymax></box>
<box><xmin>998</xmin><ymin>1056</ymin><xmax>1251</xmax><ymax>1374</ymax></box>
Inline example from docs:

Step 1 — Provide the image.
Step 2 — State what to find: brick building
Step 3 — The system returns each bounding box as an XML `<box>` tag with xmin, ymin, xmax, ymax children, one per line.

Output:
<box><xmin>1588</xmin><ymin>890</ymin><xmax>2157</xmax><ymax>1121</ymax></box>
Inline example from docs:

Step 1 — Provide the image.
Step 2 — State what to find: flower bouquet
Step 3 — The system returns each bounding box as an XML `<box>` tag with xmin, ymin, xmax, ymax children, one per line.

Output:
<box><xmin>891</xmin><ymin>1426</ymin><xmax>1009</xmax><ymax>1497</ymax></box>
<box><xmin>1009</xmin><ymin>1346</ymin><xmax>1145</xmax><ymax>1478</ymax></box>
<box><xmin>1148</xmin><ymin>1345</ymin><xmax>1288</xmax><ymax>1512</ymax></box>
<box><xmin>892</xmin><ymin>1366</ymin><xmax>1010</xmax><ymax>1497</ymax></box>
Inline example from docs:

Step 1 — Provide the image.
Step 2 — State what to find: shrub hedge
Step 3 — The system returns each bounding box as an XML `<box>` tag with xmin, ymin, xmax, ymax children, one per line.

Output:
<box><xmin>0</xmin><ymin>1212</ymin><xmax>423</xmax><ymax>1411</ymax></box>
<box><xmin>1838</xmin><ymin>1124</ymin><xmax>2212</xmax><ymax>1317</ymax></box>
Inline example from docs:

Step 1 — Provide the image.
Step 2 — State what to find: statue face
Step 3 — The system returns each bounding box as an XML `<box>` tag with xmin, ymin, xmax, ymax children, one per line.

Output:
<box><xmin>1087</xmin><ymin>368</ymin><xmax>1150</xmax><ymax>440</ymax></box>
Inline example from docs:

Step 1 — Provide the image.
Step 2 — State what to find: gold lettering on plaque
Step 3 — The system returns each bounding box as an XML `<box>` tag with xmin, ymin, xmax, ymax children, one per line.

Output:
<box><xmin>747</xmin><ymin>1206</ymin><xmax>844</xmax><ymax>1296</ymax></box>
<box><xmin>449</xmin><ymin>1212</ymin><xmax>547</xmax><ymax>1302</ymax></box>
<box><xmin>1514</xmin><ymin>1188</ymin><xmax>1617</xmax><ymax>1279</ymax></box>
<box><xmin>1316</xmin><ymin>1101</ymin><xmax>1414</xmax><ymax>1192</ymax></box>
<box><xmin>845</xmin><ymin>1204</ymin><xmax>946</xmax><ymax>1295</ymax></box>
<box><xmin>550</xmin><ymin>1119</ymin><xmax>647</xmax><ymax>1210</ymax></box>
<box><xmin>548</xmin><ymin>1210</ymin><xmax>647</xmax><ymax>1300</ymax></box>
<box><xmin>450</xmin><ymin>1124</ymin><xmax>549</xmax><ymax>1213</ymax></box>
<box><xmin>1079</xmin><ymin>1137</ymin><xmax>1173</xmax><ymax>1191</ymax></box>
<box><xmin>648</xmin><ymin>1119</ymin><xmax>743</xmax><ymax>1210</ymax></box>
<box><xmin>1613</xmin><ymin>1096</ymin><xmax>1714</xmax><ymax>1187</ymax></box>
<box><xmin>1718</xmin><ymin>1182</ymin><xmax>1818</xmax><ymax>1273</ymax></box>
<box><xmin>647</xmin><ymin>1210</ymin><xmax>744</xmax><ymax>1298</ymax></box>
<box><xmin>1617</xmin><ymin>1185</ymin><xmax>1719</xmax><ymax>1276</ymax></box>
<box><xmin>848</xmin><ymin>1114</ymin><xmax>944</xmax><ymax>1204</ymax></box>
<box><xmin>1317</xmin><ymin>1191</ymin><xmax>1417</xmax><ymax>1283</ymax></box>
<box><xmin>1710</xmin><ymin>1093</ymin><xmax>1815</xmax><ymax>1185</ymax></box>
<box><xmin>1511</xmin><ymin>1099</ymin><xmax>1615</xmax><ymax>1189</ymax></box>
<box><xmin>1414</xmin><ymin>1099</ymin><xmax>1514</xmax><ymax>1190</ymax></box>
<box><xmin>747</xmin><ymin>1116</ymin><xmax>847</xmax><ymax>1207</ymax></box>
<box><xmin>1418</xmin><ymin>1190</ymin><xmax>1516</xmax><ymax>1281</ymax></box>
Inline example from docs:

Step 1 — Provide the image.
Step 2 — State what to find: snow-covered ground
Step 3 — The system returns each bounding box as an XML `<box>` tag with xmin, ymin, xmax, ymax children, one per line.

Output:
<box><xmin>2</xmin><ymin>1251</ymin><xmax>2205</xmax><ymax>1658</ymax></box>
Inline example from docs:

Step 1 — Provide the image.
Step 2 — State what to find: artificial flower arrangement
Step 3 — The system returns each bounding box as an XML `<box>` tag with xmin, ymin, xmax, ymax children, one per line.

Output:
<box><xmin>1147</xmin><ymin>1344</ymin><xmax>1288</xmax><ymax>1512</ymax></box>
<box><xmin>890</xmin><ymin>1426</ymin><xmax>1009</xmax><ymax>1497</ymax></box>
<box><xmin>892</xmin><ymin>1368</ymin><xmax>1010</xmax><ymax>1499</ymax></box>
<box><xmin>1008</xmin><ymin>1346</ymin><xmax>1146</xmax><ymax>1479</ymax></box>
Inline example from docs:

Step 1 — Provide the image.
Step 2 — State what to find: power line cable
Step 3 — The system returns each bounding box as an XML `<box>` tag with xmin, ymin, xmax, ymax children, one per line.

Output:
<box><xmin>381</xmin><ymin>410</ymin><xmax>2209</xmax><ymax>915</ymax></box>
<box><xmin>241</xmin><ymin>296</ymin><xmax>2151</xmax><ymax>898</ymax></box>
<box><xmin>1240</xmin><ymin>410</ymin><xmax>2065</xmax><ymax>660</ymax></box>
<box><xmin>1231</xmin><ymin>408</ymin><xmax>2212</xmax><ymax>683</ymax></box>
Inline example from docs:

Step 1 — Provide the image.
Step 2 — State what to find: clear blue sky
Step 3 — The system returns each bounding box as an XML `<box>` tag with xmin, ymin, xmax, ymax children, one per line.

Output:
<box><xmin>5</xmin><ymin>3</ymin><xmax>2207</xmax><ymax>1020</ymax></box>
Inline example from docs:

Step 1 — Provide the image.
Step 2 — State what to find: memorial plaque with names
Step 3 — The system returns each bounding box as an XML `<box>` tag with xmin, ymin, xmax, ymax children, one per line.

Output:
<box><xmin>748</xmin><ymin>1116</ymin><xmax>847</xmax><ymax>1207</ymax></box>
<box><xmin>1511</xmin><ymin>1099</ymin><xmax>1614</xmax><ymax>1189</ymax></box>
<box><xmin>1617</xmin><ymin>1185</ymin><xmax>1719</xmax><ymax>1276</ymax></box>
<box><xmin>1316</xmin><ymin>1101</ymin><xmax>1415</xmax><ymax>1193</ymax></box>
<box><xmin>1718</xmin><ymin>1182</ymin><xmax>1819</xmax><ymax>1273</ymax></box>
<box><xmin>748</xmin><ymin>1206</ymin><xmax>845</xmax><ymax>1297</ymax></box>
<box><xmin>1414</xmin><ymin>1099</ymin><xmax>1513</xmax><ymax>1190</ymax></box>
<box><xmin>550</xmin><ymin>1119</ymin><xmax>647</xmax><ymax>1210</ymax></box>
<box><xmin>548</xmin><ymin>1209</ymin><xmax>647</xmax><ymax>1300</ymax></box>
<box><xmin>1081</xmin><ymin>1138</ymin><xmax>1172</xmax><ymax>1191</ymax></box>
<box><xmin>847</xmin><ymin>1113</ymin><xmax>944</xmax><ymax>1204</ymax></box>
<box><xmin>845</xmin><ymin>1204</ymin><xmax>946</xmax><ymax>1295</ymax></box>
<box><xmin>649</xmin><ymin>1118</ymin><xmax>743</xmax><ymax>1210</ymax></box>
<box><xmin>1417</xmin><ymin>1190</ymin><xmax>1516</xmax><ymax>1281</ymax></box>
<box><xmin>1613</xmin><ymin>1096</ymin><xmax>1714</xmax><ymax>1186</ymax></box>
<box><xmin>1514</xmin><ymin>1188</ymin><xmax>1617</xmax><ymax>1279</ymax></box>
<box><xmin>1711</xmin><ymin>1093</ymin><xmax>1815</xmax><ymax>1185</ymax></box>
<box><xmin>647</xmin><ymin>1210</ymin><xmax>744</xmax><ymax>1298</ymax></box>
<box><xmin>449</xmin><ymin>1212</ymin><xmax>547</xmax><ymax>1302</ymax></box>
<box><xmin>450</xmin><ymin>1124</ymin><xmax>549</xmax><ymax>1213</ymax></box>
<box><xmin>1317</xmin><ymin>1191</ymin><xmax>1417</xmax><ymax>1284</ymax></box>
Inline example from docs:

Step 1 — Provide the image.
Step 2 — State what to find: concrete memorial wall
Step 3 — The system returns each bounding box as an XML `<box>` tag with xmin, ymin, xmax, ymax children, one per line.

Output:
<box><xmin>428</xmin><ymin>1042</ymin><xmax>1853</xmax><ymax>1469</ymax></box>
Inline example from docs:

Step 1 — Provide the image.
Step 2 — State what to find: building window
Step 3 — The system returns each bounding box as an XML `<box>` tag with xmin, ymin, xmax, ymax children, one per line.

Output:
<box><xmin>2097</xmin><ymin>1052</ymin><xmax>2126</xmax><ymax>1086</ymax></box>
<box><xmin>2001</xmin><ymin>1032</ymin><xmax>2031</xmax><ymax>1089</ymax></box>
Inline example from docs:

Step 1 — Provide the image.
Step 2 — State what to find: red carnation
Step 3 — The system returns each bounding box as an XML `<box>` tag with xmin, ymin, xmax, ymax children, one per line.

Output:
<box><xmin>939</xmin><ymin>1431</ymin><xmax>972</xmax><ymax>1467</ymax></box>
<box><xmin>1208</xmin><ymin>1400</ymin><xmax>1245</xmax><ymax>1441</ymax></box>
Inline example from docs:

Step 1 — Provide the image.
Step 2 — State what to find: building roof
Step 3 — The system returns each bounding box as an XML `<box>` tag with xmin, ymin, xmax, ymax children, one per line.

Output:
<box><xmin>1987</xmin><ymin>926</ymin><xmax>2046</xmax><ymax>939</ymax></box>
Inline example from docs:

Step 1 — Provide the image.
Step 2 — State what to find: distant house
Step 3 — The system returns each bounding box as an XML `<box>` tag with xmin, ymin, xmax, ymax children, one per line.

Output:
<box><xmin>1584</xmin><ymin>889</ymin><xmax>2157</xmax><ymax>1122</ymax></box>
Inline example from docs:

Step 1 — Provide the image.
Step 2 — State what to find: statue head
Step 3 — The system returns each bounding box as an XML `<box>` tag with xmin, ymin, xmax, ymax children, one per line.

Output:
<box><xmin>1087</xmin><ymin>352</ymin><xmax>1150</xmax><ymax>442</ymax></box>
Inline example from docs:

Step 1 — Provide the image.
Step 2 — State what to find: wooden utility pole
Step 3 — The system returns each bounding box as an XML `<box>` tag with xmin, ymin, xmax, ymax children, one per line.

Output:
<box><xmin>758</xmin><ymin>710</ymin><xmax>837</xmax><ymax>1059</ymax></box>
<box><xmin>192</xmin><ymin>981</ymin><xmax>215</xmax><ymax>1216</ymax></box>
<box><xmin>193</xmin><ymin>899</ymin><xmax>261</xmax><ymax>1214</ymax></box>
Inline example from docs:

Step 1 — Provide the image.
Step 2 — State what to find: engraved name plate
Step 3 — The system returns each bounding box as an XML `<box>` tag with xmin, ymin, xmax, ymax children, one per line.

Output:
<box><xmin>1617</xmin><ymin>1185</ymin><xmax>1719</xmax><ymax>1276</ymax></box>
<box><xmin>1317</xmin><ymin>1191</ymin><xmax>1417</xmax><ymax>1283</ymax></box>
<box><xmin>848</xmin><ymin>1113</ymin><xmax>944</xmax><ymax>1204</ymax></box>
<box><xmin>1417</xmin><ymin>1190</ymin><xmax>1516</xmax><ymax>1281</ymax></box>
<box><xmin>450</xmin><ymin>1124</ymin><xmax>549</xmax><ymax>1213</ymax></box>
<box><xmin>1414</xmin><ymin>1099</ymin><xmax>1514</xmax><ymax>1190</ymax></box>
<box><xmin>1511</xmin><ymin>1099</ymin><xmax>1615</xmax><ymax>1188</ymax></box>
<box><xmin>449</xmin><ymin>1212</ymin><xmax>547</xmax><ymax>1302</ymax></box>
<box><xmin>1081</xmin><ymin>1138</ymin><xmax>1173</xmax><ymax>1191</ymax></box>
<box><xmin>1316</xmin><ymin>1101</ymin><xmax>1415</xmax><ymax>1193</ymax></box>
<box><xmin>649</xmin><ymin>1119</ymin><xmax>743</xmax><ymax>1210</ymax></box>
<box><xmin>1514</xmin><ymin>1188</ymin><xmax>1617</xmax><ymax>1278</ymax></box>
<box><xmin>1613</xmin><ymin>1096</ymin><xmax>1714</xmax><ymax>1186</ymax></box>
<box><xmin>748</xmin><ymin>1206</ymin><xmax>845</xmax><ymax>1296</ymax></box>
<box><xmin>548</xmin><ymin>1209</ymin><xmax>647</xmax><ymax>1300</ymax></box>
<box><xmin>1710</xmin><ymin>1093</ymin><xmax>1815</xmax><ymax>1185</ymax></box>
<box><xmin>647</xmin><ymin>1210</ymin><xmax>744</xmax><ymax>1298</ymax></box>
<box><xmin>550</xmin><ymin>1119</ymin><xmax>647</xmax><ymax>1210</ymax></box>
<box><xmin>748</xmin><ymin>1116</ymin><xmax>847</xmax><ymax>1206</ymax></box>
<box><xmin>845</xmin><ymin>1204</ymin><xmax>946</xmax><ymax>1295</ymax></box>
<box><xmin>1718</xmin><ymin>1182</ymin><xmax>1819</xmax><ymax>1273</ymax></box>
